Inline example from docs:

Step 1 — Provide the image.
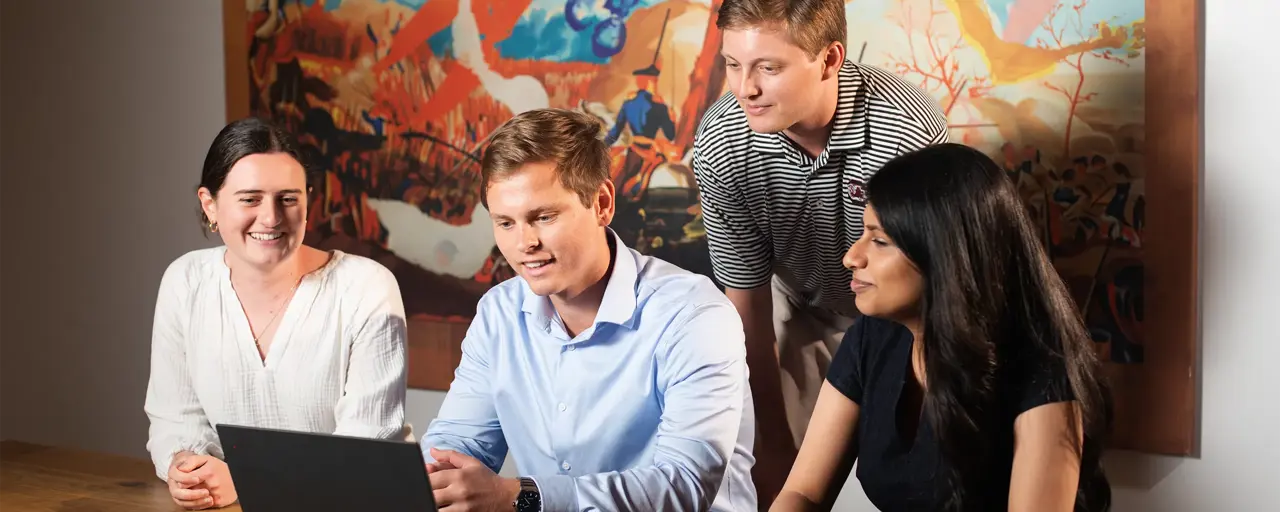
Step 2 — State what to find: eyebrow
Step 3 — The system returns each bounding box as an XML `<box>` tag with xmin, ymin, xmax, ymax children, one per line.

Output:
<box><xmin>490</xmin><ymin>205</ymin><xmax>562</xmax><ymax>222</ymax></box>
<box><xmin>720</xmin><ymin>53</ymin><xmax>785</xmax><ymax>66</ymax></box>
<box><xmin>233</xmin><ymin>189</ymin><xmax>304</xmax><ymax>195</ymax></box>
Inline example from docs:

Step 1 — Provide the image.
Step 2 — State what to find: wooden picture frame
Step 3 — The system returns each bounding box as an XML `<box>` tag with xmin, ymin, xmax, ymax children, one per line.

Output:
<box><xmin>1111</xmin><ymin>0</ymin><xmax>1200</xmax><ymax>455</ymax></box>
<box><xmin>222</xmin><ymin>0</ymin><xmax>1200</xmax><ymax>455</ymax></box>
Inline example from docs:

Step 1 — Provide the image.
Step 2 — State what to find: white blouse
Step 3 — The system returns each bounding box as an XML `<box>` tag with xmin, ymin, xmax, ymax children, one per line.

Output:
<box><xmin>144</xmin><ymin>247</ymin><xmax>409</xmax><ymax>479</ymax></box>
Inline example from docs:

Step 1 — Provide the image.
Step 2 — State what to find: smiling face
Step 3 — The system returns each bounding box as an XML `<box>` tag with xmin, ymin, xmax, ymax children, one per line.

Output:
<box><xmin>199</xmin><ymin>152</ymin><xmax>308</xmax><ymax>271</ymax></box>
<box><xmin>721</xmin><ymin>24</ymin><xmax>839</xmax><ymax>135</ymax></box>
<box><xmin>486</xmin><ymin>161</ymin><xmax>615</xmax><ymax>300</ymax></box>
<box><xmin>842</xmin><ymin>206</ymin><xmax>926</xmax><ymax>321</ymax></box>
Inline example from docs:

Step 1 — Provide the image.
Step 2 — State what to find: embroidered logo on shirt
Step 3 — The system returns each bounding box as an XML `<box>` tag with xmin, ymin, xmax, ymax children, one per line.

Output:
<box><xmin>848</xmin><ymin>179</ymin><xmax>867</xmax><ymax>205</ymax></box>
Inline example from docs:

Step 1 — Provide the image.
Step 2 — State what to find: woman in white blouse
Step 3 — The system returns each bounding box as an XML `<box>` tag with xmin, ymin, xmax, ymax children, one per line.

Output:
<box><xmin>145</xmin><ymin>117</ymin><xmax>410</xmax><ymax>509</ymax></box>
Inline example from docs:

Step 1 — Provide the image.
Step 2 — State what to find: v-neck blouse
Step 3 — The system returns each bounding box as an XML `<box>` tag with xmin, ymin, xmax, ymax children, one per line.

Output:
<box><xmin>144</xmin><ymin>246</ymin><xmax>409</xmax><ymax>480</ymax></box>
<box><xmin>826</xmin><ymin>316</ymin><xmax>1082</xmax><ymax>511</ymax></box>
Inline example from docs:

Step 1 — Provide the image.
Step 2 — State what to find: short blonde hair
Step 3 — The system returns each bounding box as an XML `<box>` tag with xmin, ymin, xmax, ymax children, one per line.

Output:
<box><xmin>717</xmin><ymin>0</ymin><xmax>847</xmax><ymax>58</ymax></box>
<box><xmin>480</xmin><ymin>108</ymin><xmax>611</xmax><ymax>208</ymax></box>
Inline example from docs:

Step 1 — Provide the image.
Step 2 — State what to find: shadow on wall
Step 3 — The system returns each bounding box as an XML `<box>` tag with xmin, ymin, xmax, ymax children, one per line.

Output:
<box><xmin>1102</xmin><ymin>147</ymin><xmax>1210</xmax><ymax>493</ymax></box>
<box><xmin>1104</xmin><ymin>450</ymin><xmax>1186</xmax><ymax>490</ymax></box>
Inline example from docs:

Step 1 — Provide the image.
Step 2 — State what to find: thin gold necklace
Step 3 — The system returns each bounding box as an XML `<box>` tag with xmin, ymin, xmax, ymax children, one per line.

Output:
<box><xmin>252</xmin><ymin>275</ymin><xmax>303</xmax><ymax>350</ymax></box>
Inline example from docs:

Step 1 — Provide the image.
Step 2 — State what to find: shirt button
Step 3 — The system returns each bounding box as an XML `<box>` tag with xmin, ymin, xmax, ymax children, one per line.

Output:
<box><xmin>568</xmin><ymin>345</ymin><xmax>576</xmax><ymax>351</ymax></box>
<box><xmin>558</xmin><ymin>402</ymin><xmax>567</xmax><ymax>412</ymax></box>
<box><xmin>561</xmin><ymin>461</ymin><xmax>571</xmax><ymax>471</ymax></box>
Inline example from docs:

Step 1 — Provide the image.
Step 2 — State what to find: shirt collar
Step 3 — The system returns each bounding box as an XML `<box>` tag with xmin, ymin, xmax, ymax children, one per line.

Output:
<box><xmin>750</xmin><ymin>60</ymin><xmax>867</xmax><ymax>154</ymax></box>
<box><xmin>520</xmin><ymin>228</ymin><xmax>640</xmax><ymax>331</ymax></box>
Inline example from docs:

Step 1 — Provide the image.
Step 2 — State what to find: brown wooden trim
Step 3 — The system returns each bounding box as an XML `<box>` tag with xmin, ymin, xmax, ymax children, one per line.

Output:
<box><xmin>406</xmin><ymin>318</ymin><xmax>467</xmax><ymax>391</ymax></box>
<box><xmin>1114</xmin><ymin>0</ymin><xmax>1201</xmax><ymax>456</ymax></box>
<box><xmin>222</xmin><ymin>0</ymin><xmax>249</xmax><ymax>123</ymax></box>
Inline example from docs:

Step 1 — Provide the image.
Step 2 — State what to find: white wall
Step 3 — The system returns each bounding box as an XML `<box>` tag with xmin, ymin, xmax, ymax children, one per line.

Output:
<box><xmin>3</xmin><ymin>1</ymin><xmax>1278</xmax><ymax>510</ymax></box>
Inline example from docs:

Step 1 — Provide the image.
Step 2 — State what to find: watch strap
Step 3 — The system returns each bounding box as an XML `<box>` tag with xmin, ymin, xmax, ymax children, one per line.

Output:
<box><xmin>513</xmin><ymin>476</ymin><xmax>541</xmax><ymax>512</ymax></box>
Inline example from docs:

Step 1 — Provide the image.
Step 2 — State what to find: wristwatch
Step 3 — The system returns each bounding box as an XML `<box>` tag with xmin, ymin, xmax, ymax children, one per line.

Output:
<box><xmin>513</xmin><ymin>476</ymin><xmax>541</xmax><ymax>512</ymax></box>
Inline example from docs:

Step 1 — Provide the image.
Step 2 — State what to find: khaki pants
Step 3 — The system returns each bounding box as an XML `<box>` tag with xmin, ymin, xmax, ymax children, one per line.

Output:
<box><xmin>771</xmin><ymin>276</ymin><xmax>856</xmax><ymax>447</ymax></box>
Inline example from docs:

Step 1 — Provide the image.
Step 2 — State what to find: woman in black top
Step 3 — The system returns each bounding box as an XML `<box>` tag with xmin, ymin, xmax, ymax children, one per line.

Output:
<box><xmin>771</xmin><ymin>143</ymin><xmax>1111</xmax><ymax>512</ymax></box>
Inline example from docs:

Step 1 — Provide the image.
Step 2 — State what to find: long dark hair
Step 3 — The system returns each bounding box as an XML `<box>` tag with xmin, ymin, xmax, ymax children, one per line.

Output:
<box><xmin>197</xmin><ymin>117</ymin><xmax>314</xmax><ymax>232</ymax></box>
<box><xmin>865</xmin><ymin>143</ymin><xmax>1111</xmax><ymax>510</ymax></box>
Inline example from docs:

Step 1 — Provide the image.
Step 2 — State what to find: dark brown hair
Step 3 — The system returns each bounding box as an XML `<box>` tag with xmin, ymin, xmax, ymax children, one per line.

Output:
<box><xmin>480</xmin><ymin>108</ymin><xmax>611</xmax><ymax>208</ymax></box>
<box><xmin>197</xmin><ymin>117</ymin><xmax>313</xmax><ymax>229</ymax></box>
<box><xmin>717</xmin><ymin>0</ymin><xmax>847</xmax><ymax>58</ymax></box>
<box><xmin>867</xmin><ymin>143</ymin><xmax>1112</xmax><ymax>511</ymax></box>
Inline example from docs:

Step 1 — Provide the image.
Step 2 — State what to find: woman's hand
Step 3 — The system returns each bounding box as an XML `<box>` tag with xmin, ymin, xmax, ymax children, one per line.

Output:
<box><xmin>167</xmin><ymin>452</ymin><xmax>238</xmax><ymax>509</ymax></box>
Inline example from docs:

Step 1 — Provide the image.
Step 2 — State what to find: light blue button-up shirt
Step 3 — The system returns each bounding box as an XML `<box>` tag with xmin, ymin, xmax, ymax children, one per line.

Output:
<box><xmin>422</xmin><ymin>231</ymin><xmax>757</xmax><ymax>511</ymax></box>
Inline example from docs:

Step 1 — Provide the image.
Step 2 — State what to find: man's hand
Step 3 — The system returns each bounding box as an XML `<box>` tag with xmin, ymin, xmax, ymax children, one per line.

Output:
<box><xmin>428</xmin><ymin>448</ymin><xmax>520</xmax><ymax>512</ymax></box>
<box><xmin>166</xmin><ymin>452</ymin><xmax>238</xmax><ymax>509</ymax></box>
<box><xmin>426</xmin><ymin>456</ymin><xmax>458</xmax><ymax>474</ymax></box>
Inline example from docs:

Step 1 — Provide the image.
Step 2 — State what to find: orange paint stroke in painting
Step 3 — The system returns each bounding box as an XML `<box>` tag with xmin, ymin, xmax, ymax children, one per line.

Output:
<box><xmin>368</xmin><ymin>0</ymin><xmax>539</xmax><ymax>125</ymax></box>
<box><xmin>372</xmin><ymin>0</ymin><xmax>460</xmax><ymax>73</ymax></box>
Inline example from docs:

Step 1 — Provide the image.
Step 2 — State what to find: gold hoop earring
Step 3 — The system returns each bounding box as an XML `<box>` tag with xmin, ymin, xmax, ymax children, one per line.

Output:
<box><xmin>209</xmin><ymin>221</ymin><xmax>218</xmax><ymax>233</ymax></box>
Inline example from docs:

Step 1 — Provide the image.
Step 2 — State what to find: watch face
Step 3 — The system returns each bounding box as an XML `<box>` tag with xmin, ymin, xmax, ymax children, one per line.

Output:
<box><xmin>516</xmin><ymin>490</ymin><xmax>541</xmax><ymax>511</ymax></box>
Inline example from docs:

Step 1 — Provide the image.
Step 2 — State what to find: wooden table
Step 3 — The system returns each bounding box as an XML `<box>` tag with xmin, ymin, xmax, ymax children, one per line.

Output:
<box><xmin>0</xmin><ymin>440</ymin><xmax>243</xmax><ymax>511</ymax></box>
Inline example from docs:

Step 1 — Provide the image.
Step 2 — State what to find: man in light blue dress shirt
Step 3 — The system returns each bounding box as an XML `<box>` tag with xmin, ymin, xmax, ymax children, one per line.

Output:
<box><xmin>419</xmin><ymin>108</ymin><xmax>757</xmax><ymax>512</ymax></box>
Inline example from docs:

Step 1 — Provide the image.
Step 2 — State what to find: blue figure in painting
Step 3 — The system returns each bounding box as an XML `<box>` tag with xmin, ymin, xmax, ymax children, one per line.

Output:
<box><xmin>608</xmin><ymin>62</ymin><xmax>676</xmax><ymax>199</ymax></box>
<box><xmin>606</xmin><ymin>64</ymin><xmax>675</xmax><ymax>158</ymax></box>
<box><xmin>602</xmin><ymin>9</ymin><xmax>689</xmax><ymax>250</ymax></box>
<box><xmin>606</xmin><ymin>9</ymin><xmax>677</xmax><ymax>200</ymax></box>
<box><xmin>564</xmin><ymin>0</ymin><xmax>640</xmax><ymax>57</ymax></box>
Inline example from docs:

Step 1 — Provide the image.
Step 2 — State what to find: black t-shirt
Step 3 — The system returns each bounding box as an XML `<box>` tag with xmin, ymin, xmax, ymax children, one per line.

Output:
<box><xmin>826</xmin><ymin>316</ymin><xmax>1091</xmax><ymax>511</ymax></box>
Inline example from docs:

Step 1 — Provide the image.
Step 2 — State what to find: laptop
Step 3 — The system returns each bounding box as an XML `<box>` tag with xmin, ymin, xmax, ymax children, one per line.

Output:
<box><xmin>217</xmin><ymin>424</ymin><xmax>437</xmax><ymax>512</ymax></box>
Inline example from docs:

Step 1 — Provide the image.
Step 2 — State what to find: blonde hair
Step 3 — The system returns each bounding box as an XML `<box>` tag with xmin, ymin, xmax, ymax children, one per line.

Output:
<box><xmin>480</xmin><ymin>108</ymin><xmax>611</xmax><ymax>208</ymax></box>
<box><xmin>717</xmin><ymin>0</ymin><xmax>848</xmax><ymax>58</ymax></box>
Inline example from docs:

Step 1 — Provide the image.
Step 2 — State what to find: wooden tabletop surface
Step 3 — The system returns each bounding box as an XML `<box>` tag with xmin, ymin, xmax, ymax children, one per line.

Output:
<box><xmin>0</xmin><ymin>440</ymin><xmax>243</xmax><ymax>511</ymax></box>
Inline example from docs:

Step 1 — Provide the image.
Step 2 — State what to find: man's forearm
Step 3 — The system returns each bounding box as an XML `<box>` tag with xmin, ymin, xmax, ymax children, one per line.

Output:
<box><xmin>744</xmin><ymin>320</ymin><xmax>783</xmax><ymax>410</ymax></box>
<box><xmin>724</xmin><ymin>286</ymin><xmax>795</xmax><ymax>447</ymax></box>
<box><xmin>743</xmin><ymin>321</ymin><xmax>794</xmax><ymax>445</ymax></box>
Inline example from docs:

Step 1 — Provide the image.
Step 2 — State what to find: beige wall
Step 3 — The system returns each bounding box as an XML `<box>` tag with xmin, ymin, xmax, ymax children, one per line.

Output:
<box><xmin>3</xmin><ymin>1</ymin><xmax>1277</xmax><ymax>510</ymax></box>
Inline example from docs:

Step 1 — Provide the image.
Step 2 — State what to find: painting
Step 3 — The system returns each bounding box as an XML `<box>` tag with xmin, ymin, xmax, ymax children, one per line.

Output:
<box><xmin>224</xmin><ymin>0</ymin><xmax>1198</xmax><ymax>455</ymax></box>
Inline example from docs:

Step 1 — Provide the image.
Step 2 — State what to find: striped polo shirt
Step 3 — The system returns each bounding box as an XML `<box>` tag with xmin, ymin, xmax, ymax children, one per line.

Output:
<box><xmin>692</xmin><ymin>60</ymin><xmax>948</xmax><ymax>316</ymax></box>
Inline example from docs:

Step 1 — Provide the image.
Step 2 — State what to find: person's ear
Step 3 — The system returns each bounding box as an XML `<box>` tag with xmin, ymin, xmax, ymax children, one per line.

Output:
<box><xmin>198</xmin><ymin>187</ymin><xmax>218</xmax><ymax>227</ymax></box>
<box><xmin>595</xmin><ymin>181</ymin><xmax>616</xmax><ymax>227</ymax></box>
<box><xmin>821</xmin><ymin>41</ymin><xmax>846</xmax><ymax>80</ymax></box>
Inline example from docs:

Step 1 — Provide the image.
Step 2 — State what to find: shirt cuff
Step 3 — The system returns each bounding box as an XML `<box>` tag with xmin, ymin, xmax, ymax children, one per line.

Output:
<box><xmin>529</xmin><ymin>474</ymin><xmax>576</xmax><ymax>512</ymax></box>
<box><xmin>174</xmin><ymin>440</ymin><xmax>211</xmax><ymax>461</ymax></box>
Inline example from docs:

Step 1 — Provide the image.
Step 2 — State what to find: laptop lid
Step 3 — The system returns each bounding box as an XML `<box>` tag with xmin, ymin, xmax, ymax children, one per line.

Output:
<box><xmin>217</xmin><ymin>424</ymin><xmax>436</xmax><ymax>512</ymax></box>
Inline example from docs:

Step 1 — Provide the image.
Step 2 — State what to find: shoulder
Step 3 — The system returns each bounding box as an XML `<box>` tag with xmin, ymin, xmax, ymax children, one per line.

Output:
<box><xmin>841</xmin><ymin>315</ymin><xmax>911</xmax><ymax>363</ymax></box>
<box><xmin>695</xmin><ymin>90</ymin><xmax>747</xmax><ymax>141</ymax></box>
<box><xmin>634</xmin><ymin>252</ymin><xmax>743</xmax><ymax>350</ymax></box>
<box><xmin>853</xmin><ymin>62</ymin><xmax>948</xmax><ymax>135</ymax></box>
<box><xmin>636</xmin><ymin>251</ymin><xmax>734</xmax><ymax>314</ymax></box>
<box><xmin>321</xmin><ymin>252</ymin><xmax>409</xmax><ymax>322</ymax></box>
<box><xmin>692</xmin><ymin>91</ymin><xmax>753</xmax><ymax>173</ymax></box>
<box><xmin>159</xmin><ymin>247</ymin><xmax>225</xmax><ymax>293</ymax></box>
<box><xmin>326</xmin><ymin>251</ymin><xmax>401</xmax><ymax>293</ymax></box>
<box><xmin>828</xmin><ymin>315</ymin><xmax>911</xmax><ymax>400</ymax></box>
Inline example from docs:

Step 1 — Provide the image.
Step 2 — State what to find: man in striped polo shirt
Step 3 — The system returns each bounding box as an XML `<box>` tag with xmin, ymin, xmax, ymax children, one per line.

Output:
<box><xmin>691</xmin><ymin>0</ymin><xmax>948</xmax><ymax>500</ymax></box>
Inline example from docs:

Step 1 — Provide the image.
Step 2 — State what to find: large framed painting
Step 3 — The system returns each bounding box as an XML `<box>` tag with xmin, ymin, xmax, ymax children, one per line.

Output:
<box><xmin>224</xmin><ymin>0</ymin><xmax>1199</xmax><ymax>455</ymax></box>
